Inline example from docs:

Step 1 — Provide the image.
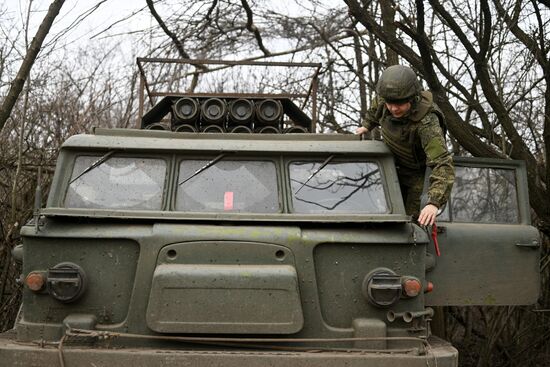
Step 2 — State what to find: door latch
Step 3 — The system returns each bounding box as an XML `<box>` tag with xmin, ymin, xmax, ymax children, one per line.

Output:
<box><xmin>515</xmin><ymin>240</ymin><xmax>540</xmax><ymax>249</ymax></box>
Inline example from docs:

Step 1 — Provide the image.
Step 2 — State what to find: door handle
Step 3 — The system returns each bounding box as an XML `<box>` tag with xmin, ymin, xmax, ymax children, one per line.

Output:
<box><xmin>515</xmin><ymin>240</ymin><xmax>540</xmax><ymax>249</ymax></box>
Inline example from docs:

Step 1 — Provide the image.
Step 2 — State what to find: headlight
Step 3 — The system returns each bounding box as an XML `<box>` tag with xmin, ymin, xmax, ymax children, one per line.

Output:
<box><xmin>47</xmin><ymin>262</ymin><xmax>87</xmax><ymax>303</ymax></box>
<box><xmin>362</xmin><ymin>268</ymin><xmax>402</xmax><ymax>307</ymax></box>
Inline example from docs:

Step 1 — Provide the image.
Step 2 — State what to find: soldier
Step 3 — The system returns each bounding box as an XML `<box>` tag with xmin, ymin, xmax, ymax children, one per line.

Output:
<box><xmin>356</xmin><ymin>65</ymin><xmax>454</xmax><ymax>226</ymax></box>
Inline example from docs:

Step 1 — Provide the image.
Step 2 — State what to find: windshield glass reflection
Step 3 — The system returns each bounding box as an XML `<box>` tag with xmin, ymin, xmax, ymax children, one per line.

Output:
<box><xmin>289</xmin><ymin>161</ymin><xmax>387</xmax><ymax>214</ymax></box>
<box><xmin>176</xmin><ymin>160</ymin><xmax>279</xmax><ymax>213</ymax></box>
<box><xmin>65</xmin><ymin>156</ymin><xmax>166</xmax><ymax>210</ymax></box>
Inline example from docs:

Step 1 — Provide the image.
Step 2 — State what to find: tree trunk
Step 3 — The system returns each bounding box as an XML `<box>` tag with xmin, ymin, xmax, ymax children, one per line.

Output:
<box><xmin>0</xmin><ymin>0</ymin><xmax>66</xmax><ymax>132</ymax></box>
<box><xmin>380</xmin><ymin>1</ymin><xmax>398</xmax><ymax>65</ymax></box>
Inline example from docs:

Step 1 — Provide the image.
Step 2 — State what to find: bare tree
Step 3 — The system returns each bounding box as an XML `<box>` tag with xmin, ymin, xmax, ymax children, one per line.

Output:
<box><xmin>0</xmin><ymin>2</ymin><xmax>547</xmax><ymax>364</ymax></box>
<box><xmin>344</xmin><ymin>0</ymin><xmax>550</xmax><ymax>236</ymax></box>
<box><xmin>0</xmin><ymin>0</ymin><xmax>65</xmax><ymax>132</ymax></box>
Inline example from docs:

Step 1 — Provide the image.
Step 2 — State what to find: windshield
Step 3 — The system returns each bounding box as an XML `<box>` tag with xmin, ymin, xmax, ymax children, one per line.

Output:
<box><xmin>175</xmin><ymin>159</ymin><xmax>279</xmax><ymax>213</ymax></box>
<box><xmin>289</xmin><ymin>161</ymin><xmax>387</xmax><ymax>214</ymax></box>
<box><xmin>64</xmin><ymin>156</ymin><xmax>167</xmax><ymax>210</ymax></box>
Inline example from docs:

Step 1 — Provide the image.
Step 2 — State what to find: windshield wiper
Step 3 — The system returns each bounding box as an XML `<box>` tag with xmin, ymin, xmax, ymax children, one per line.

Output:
<box><xmin>178</xmin><ymin>152</ymin><xmax>227</xmax><ymax>186</ymax></box>
<box><xmin>69</xmin><ymin>150</ymin><xmax>117</xmax><ymax>185</ymax></box>
<box><xmin>294</xmin><ymin>154</ymin><xmax>336</xmax><ymax>194</ymax></box>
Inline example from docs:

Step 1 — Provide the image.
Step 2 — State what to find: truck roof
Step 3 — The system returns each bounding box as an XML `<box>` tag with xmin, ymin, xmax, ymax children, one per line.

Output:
<box><xmin>60</xmin><ymin>128</ymin><xmax>392</xmax><ymax>155</ymax></box>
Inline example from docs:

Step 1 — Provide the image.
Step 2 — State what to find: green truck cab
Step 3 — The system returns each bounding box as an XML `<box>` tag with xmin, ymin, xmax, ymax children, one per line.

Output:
<box><xmin>0</xmin><ymin>60</ymin><xmax>540</xmax><ymax>366</ymax></box>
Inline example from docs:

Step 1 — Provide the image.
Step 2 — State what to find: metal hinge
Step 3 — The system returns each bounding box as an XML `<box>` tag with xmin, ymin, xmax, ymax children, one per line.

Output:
<box><xmin>515</xmin><ymin>240</ymin><xmax>540</xmax><ymax>249</ymax></box>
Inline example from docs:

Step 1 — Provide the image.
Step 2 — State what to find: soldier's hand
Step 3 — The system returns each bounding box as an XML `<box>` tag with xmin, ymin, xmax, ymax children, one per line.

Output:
<box><xmin>355</xmin><ymin>126</ymin><xmax>368</xmax><ymax>135</ymax></box>
<box><xmin>418</xmin><ymin>204</ymin><xmax>438</xmax><ymax>226</ymax></box>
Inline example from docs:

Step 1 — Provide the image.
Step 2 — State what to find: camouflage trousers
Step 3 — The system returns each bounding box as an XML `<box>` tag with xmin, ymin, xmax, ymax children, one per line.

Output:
<box><xmin>397</xmin><ymin>167</ymin><xmax>425</xmax><ymax>218</ymax></box>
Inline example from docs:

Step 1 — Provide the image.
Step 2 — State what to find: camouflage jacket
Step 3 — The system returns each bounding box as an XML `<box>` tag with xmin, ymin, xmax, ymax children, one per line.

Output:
<box><xmin>362</xmin><ymin>91</ymin><xmax>455</xmax><ymax>208</ymax></box>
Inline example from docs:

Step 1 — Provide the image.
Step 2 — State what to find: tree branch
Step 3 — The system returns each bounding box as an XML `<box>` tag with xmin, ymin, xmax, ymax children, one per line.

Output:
<box><xmin>146</xmin><ymin>0</ymin><xmax>189</xmax><ymax>59</ymax></box>
<box><xmin>0</xmin><ymin>0</ymin><xmax>65</xmax><ymax>132</ymax></box>
<box><xmin>240</xmin><ymin>0</ymin><xmax>271</xmax><ymax>56</ymax></box>
<box><xmin>492</xmin><ymin>0</ymin><xmax>546</xmax><ymax>68</ymax></box>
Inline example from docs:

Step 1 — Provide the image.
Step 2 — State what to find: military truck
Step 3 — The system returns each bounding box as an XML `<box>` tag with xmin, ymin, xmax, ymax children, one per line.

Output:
<box><xmin>0</xmin><ymin>59</ymin><xmax>540</xmax><ymax>366</ymax></box>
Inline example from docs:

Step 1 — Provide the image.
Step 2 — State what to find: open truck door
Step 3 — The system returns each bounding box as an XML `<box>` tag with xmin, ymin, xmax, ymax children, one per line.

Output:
<box><xmin>425</xmin><ymin>157</ymin><xmax>540</xmax><ymax>306</ymax></box>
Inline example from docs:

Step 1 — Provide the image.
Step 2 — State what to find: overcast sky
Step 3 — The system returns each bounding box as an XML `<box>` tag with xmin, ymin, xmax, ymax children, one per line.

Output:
<box><xmin>2</xmin><ymin>0</ymin><xmax>150</xmax><ymax>57</ymax></box>
<box><xmin>1</xmin><ymin>0</ymin><xmax>334</xmax><ymax>57</ymax></box>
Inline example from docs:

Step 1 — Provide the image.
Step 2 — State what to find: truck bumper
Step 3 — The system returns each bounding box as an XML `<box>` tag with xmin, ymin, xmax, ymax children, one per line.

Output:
<box><xmin>0</xmin><ymin>331</ymin><xmax>458</xmax><ymax>367</ymax></box>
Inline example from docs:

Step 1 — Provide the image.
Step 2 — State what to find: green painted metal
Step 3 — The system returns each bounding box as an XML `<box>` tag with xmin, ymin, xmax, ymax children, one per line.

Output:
<box><xmin>0</xmin><ymin>330</ymin><xmax>459</xmax><ymax>367</ymax></box>
<box><xmin>0</xmin><ymin>128</ymin><xmax>540</xmax><ymax>366</ymax></box>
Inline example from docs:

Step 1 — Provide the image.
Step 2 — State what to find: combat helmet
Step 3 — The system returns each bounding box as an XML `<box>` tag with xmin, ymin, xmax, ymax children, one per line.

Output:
<box><xmin>376</xmin><ymin>65</ymin><xmax>421</xmax><ymax>103</ymax></box>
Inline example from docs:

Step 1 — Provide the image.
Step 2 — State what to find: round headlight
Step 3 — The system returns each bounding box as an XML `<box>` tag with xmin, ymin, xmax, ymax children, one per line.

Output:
<box><xmin>362</xmin><ymin>268</ymin><xmax>402</xmax><ymax>308</ymax></box>
<box><xmin>47</xmin><ymin>262</ymin><xmax>87</xmax><ymax>303</ymax></box>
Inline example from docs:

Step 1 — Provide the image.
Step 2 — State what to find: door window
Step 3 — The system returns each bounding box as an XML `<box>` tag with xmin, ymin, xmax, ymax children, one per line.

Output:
<box><xmin>440</xmin><ymin>166</ymin><xmax>519</xmax><ymax>223</ymax></box>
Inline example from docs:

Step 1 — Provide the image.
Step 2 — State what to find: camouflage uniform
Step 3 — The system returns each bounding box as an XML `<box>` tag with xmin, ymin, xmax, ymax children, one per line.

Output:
<box><xmin>362</xmin><ymin>91</ymin><xmax>454</xmax><ymax>217</ymax></box>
